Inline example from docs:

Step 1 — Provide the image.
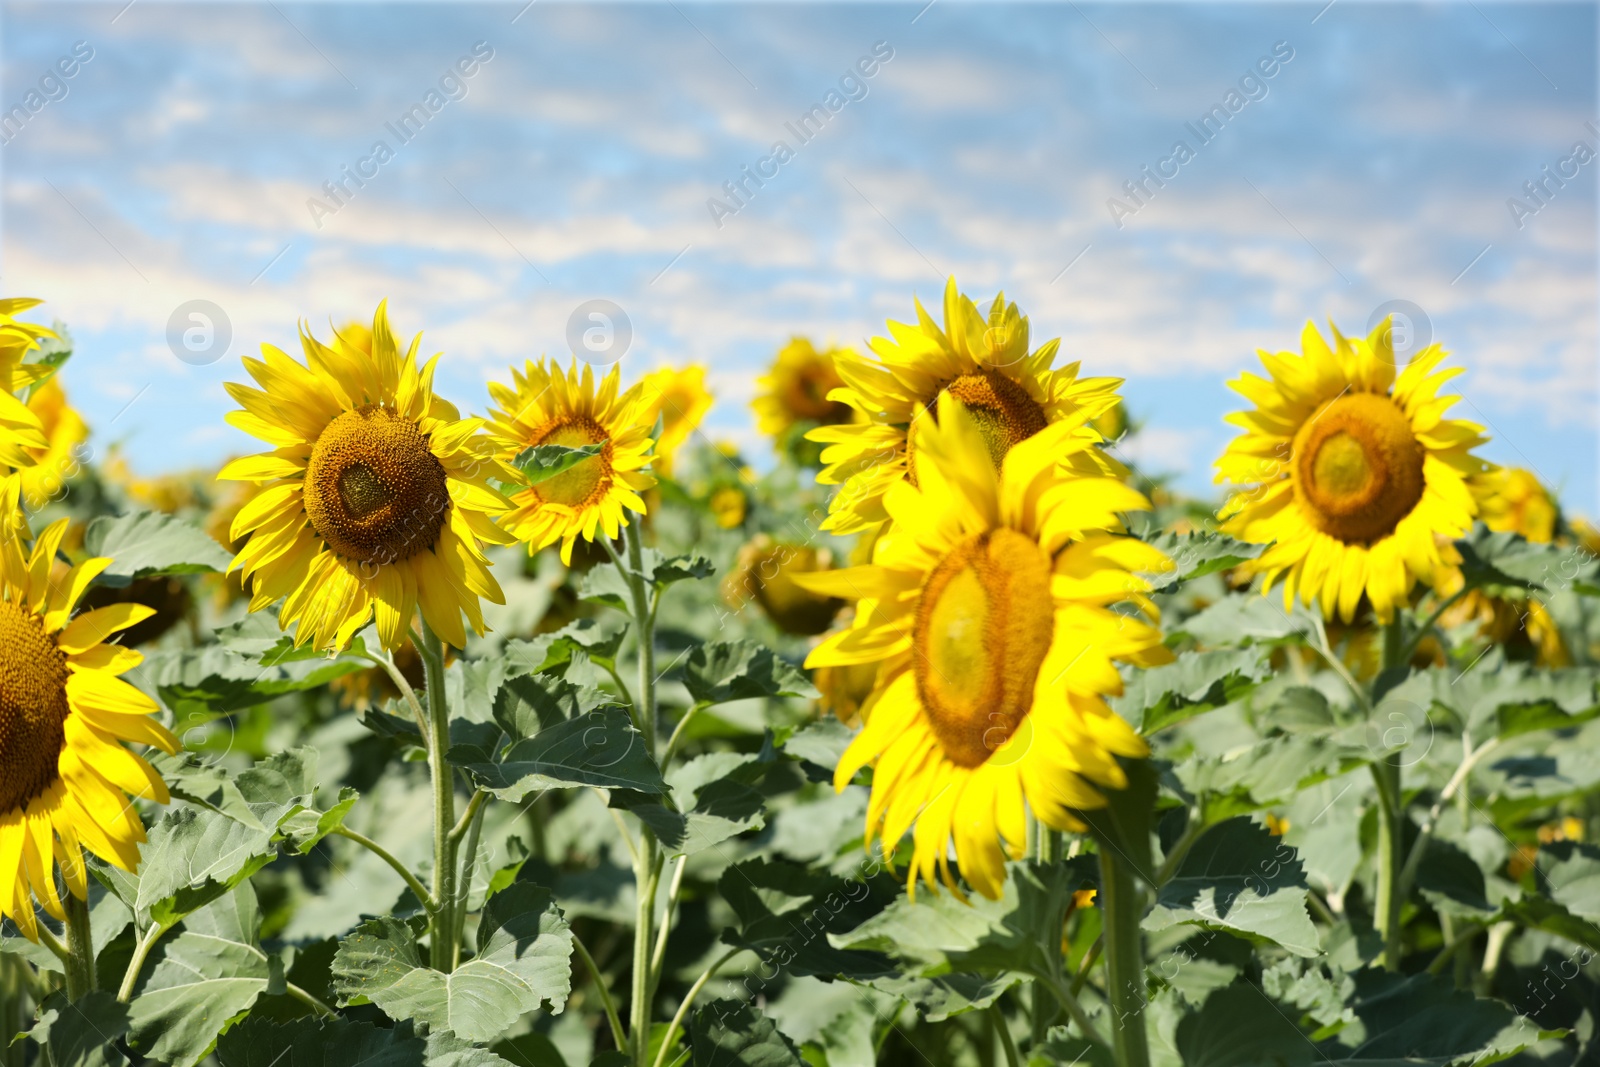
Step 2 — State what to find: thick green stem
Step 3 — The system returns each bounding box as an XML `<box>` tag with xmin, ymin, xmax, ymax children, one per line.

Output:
<box><xmin>420</xmin><ymin>624</ymin><xmax>458</xmax><ymax>972</ymax></box>
<box><xmin>620</xmin><ymin>526</ymin><xmax>663</xmax><ymax>1067</ymax></box>
<box><xmin>118</xmin><ymin>924</ymin><xmax>167</xmax><ymax>1002</ymax></box>
<box><xmin>2</xmin><ymin>954</ymin><xmax>27</xmax><ymax>1067</ymax></box>
<box><xmin>1032</xmin><ymin>824</ymin><xmax>1064</xmax><ymax>1044</ymax></box>
<box><xmin>1374</xmin><ymin>621</ymin><xmax>1405</xmax><ymax>970</ymax></box>
<box><xmin>453</xmin><ymin>791</ymin><xmax>490</xmax><ymax>969</ymax></box>
<box><xmin>1099</xmin><ymin>847</ymin><xmax>1149</xmax><ymax>1067</ymax></box>
<box><xmin>62</xmin><ymin>892</ymin><xmax>95</xmax><ymax>1000</ymax></box>
<box><xmin>990</xmin><ymin>1004</ymin><xmax>1023</xmax><ymax>1067</ymax></box>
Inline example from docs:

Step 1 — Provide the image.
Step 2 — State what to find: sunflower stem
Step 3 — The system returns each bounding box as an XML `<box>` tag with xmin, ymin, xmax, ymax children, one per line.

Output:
<box><xmin>62</xmin><ymin>890</ymin><xmax>95</xmax><ymax>1000</ymax></box>
<box><xmin>419</xmin><ymin>622</ymin><xmax>459</xmax><ymax>973</ymax></box>
<box><xmin>620</xmin><ymin>524</ymin><xmax>663</xmax><ymax>1067</ymax></box>
<box><xmin>1373</xmin><ymin>620</ymin><xmax>1406</xmax><ymax>970</ymax></box>
<box><xmin>1098</xmin><ymin>846</ymin><xmax>1149</xmax><ymax>1067</ymax></box>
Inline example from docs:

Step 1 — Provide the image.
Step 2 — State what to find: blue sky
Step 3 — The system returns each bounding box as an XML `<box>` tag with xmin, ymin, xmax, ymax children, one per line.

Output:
<box><xmin>3</xmin><ymin>1</ymin><xmax>1596</xmax><ymax>512</ymax></box>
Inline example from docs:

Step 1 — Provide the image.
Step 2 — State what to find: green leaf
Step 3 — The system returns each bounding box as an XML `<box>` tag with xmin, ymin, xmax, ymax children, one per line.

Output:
<box><xmin>717</xmin><ymin>857</ymin><xmax>896</xmax><ymax>979</ymax></box>
<box><xmin>1414</xmin><ymin>837</ymin><xmax>1495</xmax><ymax>915</ymax></box>
<box><xmin>141</xmin><ymin>638</ymin><xmax>366</xmax><ymax>717</ymax></box>
<box><xmin>1143</xmin><ymin>531</ymin><xmax>1266</xmax><ymax>593</ymax></box>
<box><xmin>690</xmin><ymin>1000</ymin><xmax>805</xmax><ymax>1067</ymax></box>
<box><xmin>1032</xmin><ymin>1025</ymin><xmax>1115</xmax><ymax>1067</ymax></box>
<box><xmin>1180</xmin><ymin>596</ymin><xmax>1316</xmax><ymax>647</ymax></box>
<box><xmin>26</xmin><ymin>991</ymin><xmax>131</xmax><ymax>1067</ymax></box>
<box><xmin>279</xmin><ymin>786</ymin><xmax>361</xmax><ymax>855</ymax></box>
<box><xmin>1112</xmin><ymin>648</ymin><xmax>1269</xmax><ymax>732</ymax></box>
<box><xmin>512</xmin><ymin>442</ymin><xmax>606</xmax><ymax>485</ymax></box>
<box><xmin>578</xmin><ymin>549</ymin><xmax>715</xmax><ymax>610</ymax></box>
<box><xmin>83</xmin><ymin>509</ymin><xmax>232</xmax><ymax>578</ymax></box>
<box><xmin>1417</xmin><ymin>656</ymin><xmax>1600</xmax><ymax>737</ymax></box>
<box><xmin>216</xmin><ymin>1016</ymin><xmax>515</xmax><ymax>1066</ymax></box>
<box><xmin>332</xmin><ymin>885</ymin><xmax>573</xmax><ymax>1043</ymax></box>
<box><xmin>683</xmin><ymin>641</ymin><xmax>818</xmax><ymax>705</ymax></box>
<box><xmin>1174</xmin><ymin>982</ymin><xmax>1312</xmax><ymax>1067</ymax></box>
<box><xmin>1318</xmin><ymin>969</ymin><xmax>1551</xmax><ymax>1064</ymax></box>
<box><xmin>834</xmin><ymin>860</ymin><xmax>1095</xmax><ymax>982</ymax></box>
<box><xmin>131</xmin><ymin>806</ymin><xmax>280</xmax><ymax>929</ymax></box>
<box><xmin>1456</xmin><ymin>526</ymin><xmax>1600</xmax><ymax>597</ymax></box>
<box><xmin>127</xmin><ymin>884</ymin><xmax>275</xmax><ymax>1067</ymax></box>
<box><xmin>454</xmin><ymin>702</ymin><xmax>667</xmax><ymax>801</ymax></box>
<box><xmin>621</xmin><ymin>749</ymin><xmax>778</xmax><ymax>854</ymax></box>
<box><xmin>1077</xmin><ymin>757</ymin><xmax>1160</xmax><ymax>881</ymax></box>
<box><xmin>1145</xmin><ymin>817</ymin><xmax>1320</xmax><ymax>957</ymax></box>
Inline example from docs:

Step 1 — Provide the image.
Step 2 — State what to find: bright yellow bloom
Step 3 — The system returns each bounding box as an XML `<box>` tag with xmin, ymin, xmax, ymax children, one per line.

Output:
<box><xmin>1479</xmin><ymin>467</ymin><xmax>1557</xmax><ymax>544</ymax></box>
<box><xmin>639</xmin><ymin>365</ymin><xmax>712</xmax><ymax>477</ymax></box>
<box><xmin>809</xmin><ymin>278</ymin><xmax>1124</xmax><ymax>535</ymax></box>
<box><xmin>1216</xmin><ymin>319</ymin><xmax>1492</xmax><ymax>623</ymax></box>
<box><xmin>0</xmin><ymin>299</ymin><xmax>54</xmax><ymax>533</ymax></box>
<box><xmin>708</xmin><ymin>486</ymin><xmax>747</xmax><ymax>529</ymax></box>
<box><xmin>0</xmin><ymin>518</ymin><xmax>179</xmax><ymax>941</ymax></box>
<box><xmin>17</xmin><ymin>378</ymin><xmax>87</xmax><ymax>514</ymax></box>
<box><xmin>220</xmin><ymin>302</ymin><xmax>515</xmax><ymax>651</ymax></box>
<box><xmin>802</xmin><ymin>395</ymin><xmax>1171</xmax><ymax>900</ymax></box>
<box><xmin>753</xmin><ymin>338</ymin><xmax>855</xmax><ymax>442</ymax></box>
<box><xmin>487</xmin><ymin>360</ymin><xmax>656</xmax><ymax>566</ymax></box>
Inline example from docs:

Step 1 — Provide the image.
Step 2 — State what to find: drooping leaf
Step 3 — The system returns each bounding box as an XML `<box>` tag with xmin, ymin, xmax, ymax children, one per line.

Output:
<box><xmin>683</xmin><ymin>640</ymin><xmax>817</xmax><ymax>705</ymax></box>
<box><xmin>83</xmin><ymin>509</ymin><xmax>232</xmax><ymax>578</ymax></box>
<box><xmin>332</xmin><ymin>884</ymin><xmax>573</xmax><ymax>1043</ymax></box>
<box><xmin>689</xmin><ymin>1000</ymin><xmax>805</xmax><ymax>1067</ymax></box>
<box><xmin>621</xmin><ymin>750</ymin><xmax>775</xmax><ymax>854</ymax></box>
<box><xmin>1146</xmin><ymin>817</ymin><xmax>1320</xmax><ymax>957</ymax></box>
<box><xmin>1316</xmin><ymin>969</ymin><xmax>1553</xmax><ymax>1064</ymax></box>
<box><xmin>1174</xmin><ymin>981</ymin><xmax>1313</xmax><ymax>1067</ymax></box>
<box><xmin>1180</xmin><ymin>596</ymin><xmax>1317</xmax><ymax>648</ymax></box>
<box><xmin>1456</xmin><ymin>526</ymin><xmax>1600</xmax><ymax>598</ymax></box>
<box><xmin>1113</xmin><ymin>648</ymin><xmax>1270</xmax><ymax>732</ymax></box>
<box><xmin>578</xmin><ymin>549</ymin><xmax>715</xmax><ymax>610</ymax></box>
<box><xmin>126</xmin><ymin>884</ymin><xmax>275</xmax><ymax>1067</ymax></box>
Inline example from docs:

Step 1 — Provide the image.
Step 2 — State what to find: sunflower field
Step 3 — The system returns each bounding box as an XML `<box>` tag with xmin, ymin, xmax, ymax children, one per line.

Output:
<box><xmin>3</xmin><ymin>281</ymin><xmax>1600</xmax><ymax>1067</ymax></box>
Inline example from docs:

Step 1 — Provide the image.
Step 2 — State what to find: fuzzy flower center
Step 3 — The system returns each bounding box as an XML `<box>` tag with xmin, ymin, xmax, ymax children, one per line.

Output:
<box><xmin>913</xmin><ymin>529</ymin><xmax>1055</xmax><ymax>768</ymax></box>
<box><xmin>1293</xmin><ymin>392</ymin><xmax>1425</xmax><ymax>544</ymax></box>
<box><xmin>304</xmin><ymin>405</ymin><xmax>451</xmax><ymax>565</ymax></box>
<box><xmin>0</xmin><ymin>600</ymin><xmax>69</xmax><ymax>813</ymax></box>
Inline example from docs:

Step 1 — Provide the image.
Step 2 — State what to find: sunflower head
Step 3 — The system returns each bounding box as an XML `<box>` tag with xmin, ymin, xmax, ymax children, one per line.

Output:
<box><xmin>722</xmin><ymin>535</ymin><xmax>845</xmax><ymax>636</ymax></box>
<box><xmin>1480</xmin><ymin>467</ymin><xmax>1557</xmax><ymax>544</ymax></box>
<box><xmin>220</xmin><ymin>302</ymin><xmax>515</xmax><ymax>651</ymax></box>
<box><xmin>808</xmin><ymin>278</ymin><xmax>1125</xmax><ymax>535</ymax></box>
<box><xmin>17</xmin><ymin>376</ymin><xmax>88</xmax><ymax>514</ymax></box>
<box><xmin>1216</xmin><ymin>317</ymin><xmax>1493</xmax><ymax>623</ymax></box>
<box><xmin>640</xmin><ymin>365</ymin><xmax>712</xmax><ymax>478</ymax></box>
<box><xmin>802</xmin><ymin>394</ymin><xmax>1171</xmax><ymax>899</ymax></box>
<box><xmin>754</xmin><ymin>338</ymin><xmax>856</xmax><ymax>465</ymax></box>
<box><xmin>0</xmin><ymin>517</ymin><xmax>178</xmax><ymax>941</ymax></box>
<box><xmin>487</xmin><ymin>358</ymin><xmax>656</xmax><ymax>566</ymax></box>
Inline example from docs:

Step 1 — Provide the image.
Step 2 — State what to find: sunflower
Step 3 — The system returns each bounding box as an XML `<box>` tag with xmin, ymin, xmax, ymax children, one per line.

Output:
<box><xmin>800</xmin><ymin>395</ymin><xmax>1171</xmax><ymax>899</ymax></box>
<box><xmin>1437</xmin><ymin>467</ymin><xmax>1565</xmax><ymax>664</ymax></box>
<box><xmin>809</xmin><ymin>278</ymin><xmax>1124</xmax><ymax>535</ymax></box>
<box><xmin>639</xmin><ymin>365</ymin><xmax>712</xmax><ymax>478</ymax></box>
<box><xmin>487</xmin><ymin>360</ymin><xmax>656</xmax><ymax>566</ymax></box>
<box><xmin>219</xmin><ymin>302</ymin><xmax>515</xmax><ymax>652</ymax></box>
<box><xmin>17</xmin><ymin>377</ymin><xmax>87</xmax><ymax>514</ymax></box>
<box><xmin>1216</xmin><ymin>319</ymin><xmax>1492</xmax><ymax>623</ymax></box>
<box><xmin>754</xmin><ymin>337</ymin><xmax>855</xmax><ymax>444</ymax></box>
<box><xmin>0</xmin><ymin>517</ymin><xmax>179</xmax><ymax>941</ymax></box>
<box><xmin>721</xmin><ymin>535</ymin><xmax>844</xmax><ymax>636</ymax></box>
<box><xmin>0</xmin><ymin>299</ymin><xmax>53</xmax><ymax>532</ymax></box>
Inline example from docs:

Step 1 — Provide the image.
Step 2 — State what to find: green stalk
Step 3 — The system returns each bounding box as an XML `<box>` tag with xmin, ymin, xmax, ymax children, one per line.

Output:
<box><xmin>419</xmin><ymin>623</ymin><xmax>458</xmax><ymax>972</ymax></box>
<box><xmin>1099</xmin><ymin>847</ymin><xmax>1149</xmax><ymax>1067</ymax></box>
<box><xmin>1032</xmin><ymin>824</ymin><xmax>1064</xmax><ymax>1044</ymax></box>
<box><xmin>2</xmin><ymin>954</ymin><xmax>27</xmax><ymax>1067</ymax></box>
<box><xmin>63</xmin><ymin>891</ymin><xmax>95</xmax><ymax>1000</ymax></box>
<box><xmin>620</xmin><ymin>526</ymin><xmax>662</xmax><ymax>1067</ymax></box>
<box><xmin>1374</xmin><ymin>621</ymin><xmax>1405</xmax><ymax>970</ymax></box>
